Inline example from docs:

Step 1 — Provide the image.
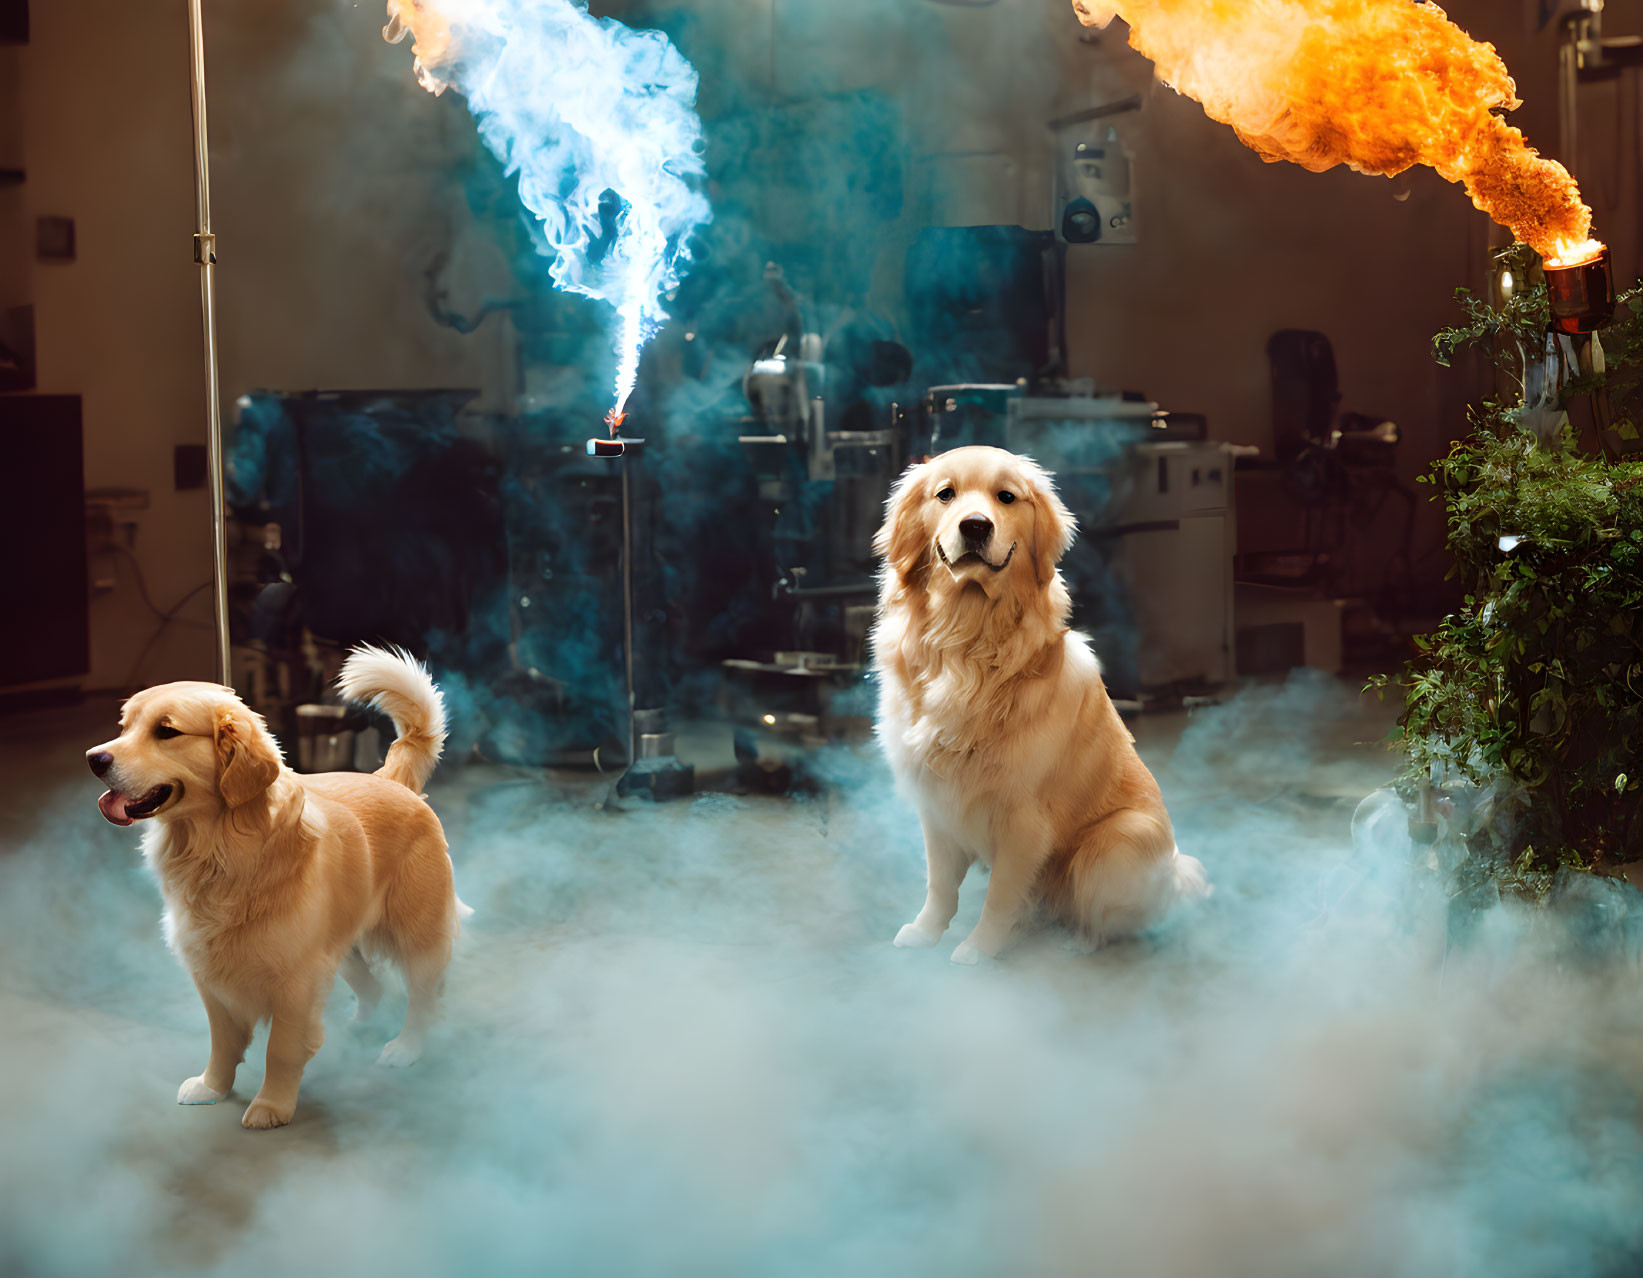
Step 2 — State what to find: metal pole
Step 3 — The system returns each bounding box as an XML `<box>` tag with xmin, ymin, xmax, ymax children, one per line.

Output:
<box><xmin>620</xmin><ymin>452</ymin><xmax>637</xmax><ymax>766</ymax></box>
<box><xmin>186</xmin><ymin>0</ymin><xmax>232</xmax><ymax>685</ymax></box>
<box><xmin>1560</xmin><ymin>14</ymin><xmax>1582</xmax><ymax>176</ymax></box>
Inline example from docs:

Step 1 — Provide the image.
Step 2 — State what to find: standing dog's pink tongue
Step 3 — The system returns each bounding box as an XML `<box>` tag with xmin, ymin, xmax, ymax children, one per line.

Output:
<box><xmin>98</xmin><ymin>790</ymin><xmax>134</xmax><ymax>827</ymax></box>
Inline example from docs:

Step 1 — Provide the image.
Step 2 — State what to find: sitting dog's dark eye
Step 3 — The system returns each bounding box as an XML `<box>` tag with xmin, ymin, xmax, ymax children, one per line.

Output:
<box><xmin>937</xmin><ymin>487</ymin><xmax>956</xmax><ymax>503</ymax></box>
<box><xmin>998</xmin><ymin>491</ymin><xmax>1016</xmax><ymax>505</ymax></box>
<box><xmin>154</xmin><ymin>724</ymin><xmax>182</xmax><ymax>741</ymax></box>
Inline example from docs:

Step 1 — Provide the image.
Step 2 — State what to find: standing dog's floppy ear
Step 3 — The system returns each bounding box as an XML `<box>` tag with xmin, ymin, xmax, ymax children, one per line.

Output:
<box><xmin>1023</xmin><ymin>459</ymin><xmax>1077</xmax><ymax>586</ymax></box>
<box><xmin>875</xmin><ymin>460</ymin><xmax>932</xmax><ymax>587</ymax></box>
<box><xmin>215</xmin><ymin>707</ymin><xmax>281</xmax><ymax>809</ymax></box>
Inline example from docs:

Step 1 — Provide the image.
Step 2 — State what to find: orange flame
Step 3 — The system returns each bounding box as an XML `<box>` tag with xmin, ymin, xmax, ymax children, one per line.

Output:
<box><xmin>605</xmin><ymin>408</ymin><xmax>627</xmax><ymax>437</ymax></box>
<box><xmin>1072</xmin><ymin>0</ymin><xmax>1598</xmax><ymax>263</ymax></box>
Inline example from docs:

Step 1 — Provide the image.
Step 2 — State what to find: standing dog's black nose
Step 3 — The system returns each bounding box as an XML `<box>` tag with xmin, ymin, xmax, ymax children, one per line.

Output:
<box><xmin>87</xmin><ymin>752</ymin><xmax>113</xmax><ymax>778</ymax></box>
<box><xmin>959</xmin><ymin>516</ymin><xmax>993</xmax><ymax>546</ymax></box>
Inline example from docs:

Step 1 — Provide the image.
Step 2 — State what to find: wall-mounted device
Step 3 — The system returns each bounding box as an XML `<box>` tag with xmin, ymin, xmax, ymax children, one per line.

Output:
<box><xmin>1049</xmin><ymin>95</ymin><xmax>1141</xmax><ymax>246</ymax></box>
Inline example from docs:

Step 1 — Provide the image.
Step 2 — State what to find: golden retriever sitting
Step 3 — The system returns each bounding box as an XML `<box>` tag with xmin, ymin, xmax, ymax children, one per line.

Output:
<box><xmin>872</xmin><ymin>445</ymin><xmax>1209</xmax><ymax>963</ymax></box>
<box><xmin>85</xmin><ymin>646</ymin><xmax>469</xmax><ymax>1129</ymax></box>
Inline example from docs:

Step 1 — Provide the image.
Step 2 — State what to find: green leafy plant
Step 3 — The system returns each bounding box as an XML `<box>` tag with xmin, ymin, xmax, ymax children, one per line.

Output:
<box><xmin>1375</xmin><ymin>247</ymin><xmax>1643</xmax><ymax>894</ymax></box>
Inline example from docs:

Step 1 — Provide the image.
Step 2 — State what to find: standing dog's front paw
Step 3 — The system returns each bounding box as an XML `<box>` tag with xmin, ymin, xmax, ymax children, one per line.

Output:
<box><xmin>177</xmin><ymin>1075</ymin><xmax>226</xmax><ymax>1105</ymax></box>
<box><xmin>894</xmin><ymin>921</ymin><xmax>943</xmax><ymax>949</ymax></box>
<box><xmin>950</xmin><ymin>937</ymin><xmax>993</xmax><ymax>966</ymax></box>
<box><xmin>240</xmin><ymin>1098</ymin><xmax>293</xmax><ymax>1130</ymax></box>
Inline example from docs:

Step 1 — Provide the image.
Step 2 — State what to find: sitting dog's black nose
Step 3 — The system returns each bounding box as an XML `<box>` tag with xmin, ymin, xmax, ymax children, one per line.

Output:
<box><xmin>87</xmin><ymin>752</ymin><xmax>113</xmax><ymax>778</ymax></box>
<box><xmin>959</xmin><ymin>515</ymin><xmax>993</xmax><ymax>545</ymax></box>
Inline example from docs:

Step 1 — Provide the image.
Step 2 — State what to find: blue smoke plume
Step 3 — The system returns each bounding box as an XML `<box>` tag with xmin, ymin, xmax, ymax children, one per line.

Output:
<box><xmin>385</xmin><ymin>0</ymin><xmax>713</xmax><ymax>418</ymax></box>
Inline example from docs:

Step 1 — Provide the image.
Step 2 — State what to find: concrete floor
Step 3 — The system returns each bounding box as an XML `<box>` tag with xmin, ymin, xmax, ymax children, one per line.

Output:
<box><xmin>4</xmin><ymin>675</ymin><xmax>1643</xmax><ymax>1277</ymax></box>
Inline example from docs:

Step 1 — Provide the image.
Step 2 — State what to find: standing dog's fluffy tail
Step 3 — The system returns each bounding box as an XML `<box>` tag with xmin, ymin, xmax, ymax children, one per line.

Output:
<box><xmin>337</xmin><ymin>645</ymin><xmax>447</xmax><ymax>794</ymax></box>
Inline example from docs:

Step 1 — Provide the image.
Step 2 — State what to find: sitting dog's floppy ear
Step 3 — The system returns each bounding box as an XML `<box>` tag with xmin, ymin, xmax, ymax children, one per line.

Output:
<box><xmin>874</xmin><ymin>461</ymin><xmax>931</xmax><ymax>586</ymax></box>
<box><xmin>1025</xmin><ymin>460</ymin><xmax>1077</xmax><ymax>586</ymax></box>
<box><xmin>215</xmin><ymin>708</ymin><xmax>281</xmax><ymax>809</ymax></box>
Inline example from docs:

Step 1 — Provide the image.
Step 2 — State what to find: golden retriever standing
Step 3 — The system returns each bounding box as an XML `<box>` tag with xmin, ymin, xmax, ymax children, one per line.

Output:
<box><xmin>85</xmin><ymin>646</ymin><xmax>469</xmax><ymax>1129</ymax></box>
<box><xmin>872</xmin><ymin>446</ymin><xmax>1209</xmax><ymax>963</ymax></box>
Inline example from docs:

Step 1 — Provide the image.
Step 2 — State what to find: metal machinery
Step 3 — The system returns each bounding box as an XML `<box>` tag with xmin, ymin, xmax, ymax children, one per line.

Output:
<box><xmin>217</xmin><ymin>248</ymin><xmax>1247</xmax><ymax>796</ymax></box>
<box><xmin>1559</xmin><ymin>1</ymin><xmax>1643</xmax><ymax>172</ymax></box>
<box><xmin>226</xmin><ymin>388</ymin><xmax>696</xmax><ymax>785</ymax></box>
<box><xmin>1006</xmin><ymin>396</ymin><xmax>1240</xmax><ymax>699</ymax></box>
<box><xmin>216</xmin><ymin>60</ymin><xmax>1230</xmax><ymax>788</ymax></box>
<box><xmin>720</xmin><ymin>268</ymin><xmax>910</xmax><ymax>775</ymax></box>
<box><xmin>221</xmin><ymin>389</ymin><xmax>509</xmax><ymax>764</ymax></box>
<box><xmin>721</xmin><ymin>322</ymin><xmax>1244</xmax><ymax>783</ymax></box>
<box><xmin>918</xmin><ymin>386</ymin><xmax>1240</xmax><ymax>702</ymax></box>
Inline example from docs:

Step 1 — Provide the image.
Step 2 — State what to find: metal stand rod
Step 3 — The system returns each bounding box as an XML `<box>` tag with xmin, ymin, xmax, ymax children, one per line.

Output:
<box><xmin>186</xmin><ymin>0</ymin><xmax>232</xmax><ymax>686</ymax></box>
<box><xmin>586</xmin><ymin>433</ymin><xmax>693</xmax><ymax>799</ymax></box>
<box><xmin>621</xmin><ymin>450</ymin><xmax>637</xmax><ymax>765</ymax></box>
<box><xmin>1560</xmin><ymin>8</ymin><xmax>1585</xmax><ymax>173</ymax></box>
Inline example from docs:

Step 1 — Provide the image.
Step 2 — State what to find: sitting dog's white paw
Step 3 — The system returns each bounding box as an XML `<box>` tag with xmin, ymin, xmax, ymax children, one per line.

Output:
<box><xmin>950</xmin><ymin>938</ymin><xmax>990</xmax><ymax>966</ymax></box>
<box><xmin>177</xmin><ymin>1075</ymin><xmax>226</xmax><ymax>1105</ymax></box>
<box><xmin>240</xmin><ymin>1098</ymin><xmax>292</xmax><ymax>1130</ymax></box>
<box><xmin>377</xmin><ymin>1037</ymin><xmax>422</xmax><ymax>1068</ymax></box>
<box><xmin>894</xmin><ymin>922</ymin><xmax>942</xmax><ymax>949</ymax></box>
